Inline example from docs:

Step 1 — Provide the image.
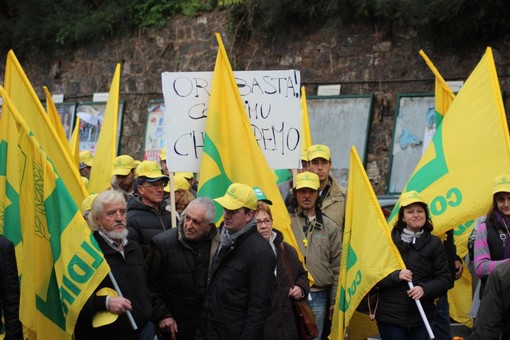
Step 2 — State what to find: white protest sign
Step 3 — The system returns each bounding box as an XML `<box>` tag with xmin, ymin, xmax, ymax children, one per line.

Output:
<box><xmin>162</xmin><ymin>70</ymin><xmax>301</xmax><ymax>172</ymax></box>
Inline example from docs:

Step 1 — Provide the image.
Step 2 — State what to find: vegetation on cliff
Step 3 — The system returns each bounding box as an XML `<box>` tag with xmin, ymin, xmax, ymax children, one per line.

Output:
<box><xmin>0</xmin><ymin>0</ymin><xmax>508</xmax><ymax>60</ymax></box>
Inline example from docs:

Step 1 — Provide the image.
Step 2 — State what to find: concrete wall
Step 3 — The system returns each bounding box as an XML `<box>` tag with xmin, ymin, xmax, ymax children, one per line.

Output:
<box><xmin>2</xmin><ymin>9</ymin><xmax>510</xmax><ymax>194</ymax></box>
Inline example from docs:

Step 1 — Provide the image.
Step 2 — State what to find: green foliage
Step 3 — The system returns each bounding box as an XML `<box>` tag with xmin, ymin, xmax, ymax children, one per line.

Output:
<box><xmin>0</xmin><ymin>0</ymin><xmax>509</xmax><ymax>59</ymax></box>
<box><xmin>0</xmin><ymin>0</ymin><xmax>215</xmax><ymax>60</ymax></box>
<box><xmin>226</xmin><ymin>0</ymin><xmax>510</xmax><ymax>50</ymax></box>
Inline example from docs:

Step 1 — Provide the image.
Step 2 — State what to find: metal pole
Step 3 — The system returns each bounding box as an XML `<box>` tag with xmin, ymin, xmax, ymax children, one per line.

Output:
<box><xmin>108</xmin><ymin>271</ymin><xmax>138</xmax><ymax>331</ymax></box>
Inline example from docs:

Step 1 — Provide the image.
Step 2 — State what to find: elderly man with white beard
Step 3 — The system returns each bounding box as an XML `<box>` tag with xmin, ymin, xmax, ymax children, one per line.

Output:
<box><xmin>74</xmin><ymin>190</ymin><xmax>152</xmax><ymax>340</ymax></box>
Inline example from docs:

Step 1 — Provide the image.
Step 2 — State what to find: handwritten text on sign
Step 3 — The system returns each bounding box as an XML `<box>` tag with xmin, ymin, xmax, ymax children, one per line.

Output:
<box><xmin>162</xmin><ymin>70</ymin><xmax>301</xmax><ymax>172</ymax></box>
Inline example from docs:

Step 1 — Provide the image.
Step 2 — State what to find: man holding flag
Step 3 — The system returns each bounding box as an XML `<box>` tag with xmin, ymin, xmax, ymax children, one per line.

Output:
<box><xmin>74</xmin><ymin>190</ymin><xmax>152</xmax><ymax>340</ymax></box>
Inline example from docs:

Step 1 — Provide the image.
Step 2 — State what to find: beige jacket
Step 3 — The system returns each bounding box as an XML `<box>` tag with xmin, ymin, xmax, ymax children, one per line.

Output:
<box><xmin>290</xmin><ymin>209</ymin><xmax>341</xmax><ymax>303</ymax></box>
<box><xmin>320</xmin><ymin>176</ymin><xmax>346</xmax><ymax>233</ymax></box>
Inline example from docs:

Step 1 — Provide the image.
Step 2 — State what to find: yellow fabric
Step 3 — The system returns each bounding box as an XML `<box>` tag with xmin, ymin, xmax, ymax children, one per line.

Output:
<box><xmin>300</xmin><ymin>86</ymin><xmax>312</xmax><ymax>156</ymax></box>
<box><xmin>88</xmin><ymin>64</ymin><xmax>121</xmax><ymax>194</ymax></box>
<box><xmin>346</xmin><ymin>311</ymin><xmax>380</xmax><ymax>340</ymax></box>
<box><xmin>3</xmin><ymin>50</ymin><xmax>87</xmax><ymax>207</ymax></box>
<box><xmin>197</xmin><ymin>33</ymin><xmax>304</xmax><ymax>269</ymax></box>
<box><xmin>0</xmin><ymin>87</ymin><xmax>110</xmax><ymax>340</ymax></box>
<box><xmin>419</xmin><ymin>50</ymin><xmax>455</xmax><ymax>121</ymax></box>
<box><xmin>448</xmin><ymin>221</ymin><xmax>474</xmax><ymax>328</ymax></box>
<box><xmin>70</xmin><ymin>117</ymin><xmax>81</xmax><ymax>169</ymax></box>
<box><xmin>44</xmin><ymin>86</ymin><xmax>73</xmax><ymax>157</ymax></box>
<box><xmin>330</xmin><ymin>147</ymin><xmax>405</xmax><ymax>339</ymax></box>
<box><xmin>388</xmin><ymin>48</ymin><xmax>510</xmax><ymax>237</ymax></box>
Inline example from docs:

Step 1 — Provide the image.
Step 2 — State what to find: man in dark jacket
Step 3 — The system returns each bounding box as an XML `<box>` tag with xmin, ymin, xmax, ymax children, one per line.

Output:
<box><xmin>147</xmin><ymin>197</ymin><xmax>219</xmax><ymax>339</ymax></box>
<box><xmin>127</xmin><ymin>160</ymin><xmax>171</xmax><ymax>257</ymax></box>
<box><xmin>473</xmin><ymin>259</ymin><xmax>510</xmax><ymax>339</ymax></box>
<box><xmin>74</xmin><ymin>190</ymin><xmax>152</xmax><ymax>340</ymax></box>
<box><xmin>196</xmin><ymin>183</ymin><xmax>276</xmax><ymax>340</ymax></box>
<box><xmin>0</xmin><ymin>235</ymin><xmax>23</xmax><ymax>340</ymax></box>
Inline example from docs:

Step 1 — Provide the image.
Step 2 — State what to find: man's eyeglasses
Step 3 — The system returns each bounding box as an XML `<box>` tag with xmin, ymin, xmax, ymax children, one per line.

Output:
<box><xmin>140</xmin><ymin>182</ymin><xmax>166</xmax><ymax>189</ymax></box>
<box><xmin>256</xmin><ymin>219</ymin><xmax>272</xmax><ymax>226</ymax></box>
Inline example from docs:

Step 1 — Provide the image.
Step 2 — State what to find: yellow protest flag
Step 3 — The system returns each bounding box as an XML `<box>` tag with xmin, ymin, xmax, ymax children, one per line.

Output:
<box><xmin>419</xmin><ymin>50</ymin><xmax>456</xmax><ymax>125</ymax></box>
<box><xmin>0</xmin><ymin>87</ymin><xmax>110</xmax><ymax>339</ymax></box>
<box><xmin>448</xmin><ymin>225</ymin><xmax>474</xmax><ymax>328</ymax></box>
<box><xmin>419</xmin><ymin>50</ymin><xmax>473</xmax><ymax>327</ymax></box>
<box><xmin>87</xmin><ymin>64</ymin><xmax>121</xmax><ymax>193</ymax></box>
<box><xmin>44</xmin><ymin>86</ymin><xmax>73</xmax><ymax>156</ymax></box>
<box><xmin>3</xmin><ymin>50</ymin><xmax>87</xmax><ymax>206</ymax></box>
<box><xmin>197</xmin><ymin>33</ymin><xmax>302</xmax><ymax>262</ymax></box>
<box><xmin>387</xmin><ymin>48</ymin><xmax>510</xmax><ymax>237</ymax></box>
<box><xmin>70</xmin><ymin>117</ymin><xmax>81</xmax><ymax>169</ymax></box>
<box><xmin>301</xmin><ymin>86</ymin><xmax>312</xmax><ymax>154</ymax></box>
<box><xmin>330</xmin><ymin>146</ymin><xmax>405</xmax><ymax>339</ymax></box>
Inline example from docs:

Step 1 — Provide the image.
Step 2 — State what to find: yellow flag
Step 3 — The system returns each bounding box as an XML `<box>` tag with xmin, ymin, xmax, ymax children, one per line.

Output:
<box><xmin>300</xmin><ymin>86</ymin><xmax>312</xmax><ymax>154</ymax></box>
<box><xmin>70</xmin><ymin>117</ymin><xmax>81</xmax><ymax>169</ymax></box>
<box><xmin>44</xmin><ymin>86</ymin><xmax>73</xmax><ymax>156</ymax></box>
<box><xmin>0</xmin><ymin>87</ymin><xmax>110</xmax><ymax>339</ymax></box>
<box><xmin>419</xmin><ymin>50</ymin><xmax>456</xmax><ymax>125</ymax></box>
<box><xmin>448</xmin><ymin>225</ymin><xmax>474</xmax><ymax>328</ymax></box>
<box><xmin>87</xmin><ymin>64</ymin><xmax>121</xmax><ymax>193</ymax></box>
<box><xmin>197</xmin><ymin>33</ymin><xmax>302</xmax><ymax>262</ymax></box>
<box><xmin>3</xmin><ymin>50</ymin><xmax>87</xmax><ymax>206</ymax></box>
<box><xmin>420</xmin><ymin>50</ymin><xmax>473</xmax><ymax>328</ymax></box>
<box><xmin>331</xmin><ymin>146</ymin><xmax>405</xmax><ymax>339</ymax></box>
<box><xmin>388</xmin><ymin>48</ymin><xmax>510</xmax><ymax>237</ymax></box>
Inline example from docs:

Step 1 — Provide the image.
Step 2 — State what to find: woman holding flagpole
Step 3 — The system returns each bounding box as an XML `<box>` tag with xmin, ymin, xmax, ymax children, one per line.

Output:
<box><xmin>375</xmin><ymin>191</ymin><xmax>450</xmax><ymax>340</ymax></box>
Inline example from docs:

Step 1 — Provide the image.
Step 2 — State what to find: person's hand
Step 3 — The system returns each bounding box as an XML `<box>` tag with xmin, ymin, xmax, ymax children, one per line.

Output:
<box><xmin>288</xmin><ymin>286</ymin><xmax>304</xmax><ymax>300</ymax></box>
<box><xmin>399</xmin><ymin>269</ymin><xmax>413</xmax><ymax>282</ymax></box>
<box><xmin>454</xmin><ymin>260</ymin><xmax>463</xmax><ymax>280</ymax></box>
<box><xmin>407</xmin><ymin>285</ymin><xmax>424</xmax><ymax>300</ymax></box>
<box><xmin>159</xmin><ymin>317</ymin><xmax>178</xmax><ymax>340</ymax></box>
<box><xmin>107</xmin><ymin>296</ymin><xmax>132</xmax><ymax>315</ymax></box>
<box><xmin>328</xmin><ymin>304</ymin><xmax>335</xmax><ymax>320</ymax></box>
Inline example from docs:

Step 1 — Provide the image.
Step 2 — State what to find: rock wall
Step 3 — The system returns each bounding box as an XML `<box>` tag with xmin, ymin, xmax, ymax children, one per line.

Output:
<box><xmin>2</xmin><ymin>9</ymin><xmax>510</xmax><ymax>194</ymax></box>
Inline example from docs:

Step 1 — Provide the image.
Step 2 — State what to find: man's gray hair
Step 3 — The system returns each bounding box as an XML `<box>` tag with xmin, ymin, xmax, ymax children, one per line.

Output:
<box><xmin>88</xmin><ymin>190</ymin><xmax>126</xmax><ymax>230</ymax></box>
<box><xmin>184</xmin><ymin>196</ymin><xmax>216</xmax><ymax>225</ymax></box>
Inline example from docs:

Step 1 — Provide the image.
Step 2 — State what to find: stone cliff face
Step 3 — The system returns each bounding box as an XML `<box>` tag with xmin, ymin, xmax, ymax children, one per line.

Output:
<box><xmin>2</xmin><ymin>9</ymin><xmax>510</xmax><ymax>193</ymax></box>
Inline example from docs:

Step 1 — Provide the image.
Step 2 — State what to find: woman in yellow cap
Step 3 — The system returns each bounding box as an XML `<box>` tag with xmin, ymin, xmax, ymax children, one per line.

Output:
<box><xmin>375</xmin><ymin>191</ymin><xmax>450</xmax><ymax>340</ymax></box>
<box><xmin>473</xmin><ymin>175</ymin><xmax>510</xmax><ymax>299</ymax></box>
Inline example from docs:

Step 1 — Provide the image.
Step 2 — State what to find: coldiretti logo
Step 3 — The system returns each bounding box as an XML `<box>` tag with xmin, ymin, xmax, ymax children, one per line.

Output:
<box><xmin>338</xmin><ymin>245</ymin><xmax>362</xmax><ymax>312</ymax></box>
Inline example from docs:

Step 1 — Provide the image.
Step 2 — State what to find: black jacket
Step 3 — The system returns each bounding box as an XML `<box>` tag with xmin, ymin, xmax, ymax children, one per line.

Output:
<box><xmin>265</xmin><ymin>230</ymin><xmax>310</xmax><ymax>340</ymax></box>
<box><xmin>196</xmin><ymin>222</ymin><xmax>276</xmax><ymax>340</ymax></box>
<box><xmin>375</xmin><ymin>228</ymin><xmax>451</xmax><ymax>328</ymax></box>
<box><xmin>126</xmin><ymin>196</ymin><xmax>172</xmax><ymax>258</ymax></box>
<box><xmin>146</xmin><ymin>221</ymin><xmax>220</xmax><ymax>339</ymax></box>
<box><xmin>74</xmin><ymin>232</ymin><xmax>152</xmax><ymax>340</ymax></box>
<box><xmin>472</xmin><ymin>259</ymin><xmax>510</xmax><ymax>339</ymax></box>
<box><xmin>0</xmin><ymin>235</ymin><xmax>22</xmax><ymax>340</ymax></box>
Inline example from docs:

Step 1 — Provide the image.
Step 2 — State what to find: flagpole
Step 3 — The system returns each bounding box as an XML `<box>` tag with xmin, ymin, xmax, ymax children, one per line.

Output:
<box><xmin>108</xmin><ymin>271</ymin><xmax>138</xmax><ymax>330</ymax></box>
<box><xmin>408</xmin><ymin>282</ymin><xmax>435</xmax><ymax>339</ymax></box>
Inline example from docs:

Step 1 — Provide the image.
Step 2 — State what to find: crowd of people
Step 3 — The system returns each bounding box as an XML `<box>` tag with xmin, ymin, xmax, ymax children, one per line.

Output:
<box><xmin>1</xmin><ymin>143</ymin><xmax>509</xmax><ymax>339</ymax></box>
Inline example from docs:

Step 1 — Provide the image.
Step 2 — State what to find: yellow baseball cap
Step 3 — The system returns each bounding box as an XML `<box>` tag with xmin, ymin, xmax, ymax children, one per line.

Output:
<box><xmin>160</xmin><ymin>147</ymin><xmax>167</xmax><ymax>161</ymax></box>
<box><xmin>112</xmin><ymin>155</ymin><xmax>136</xmax><ymax>176</ymax></box>
<box><xmin>92</xmin><ymin>287</ymin><xmax>119</xmax><ymax>328</ymax></box>
<box><xmin>400</xmin><ymin>191</ymin><xmax>427</xmax><ymax>207</ymax></box>
<box><xmin>307</xmin><ymin>144</ymin><xmax>330</xmax><ymax>161</ymax></box>
<box><xmin>493</xmin><ymin>175</ymin><xmax>510</xmax><ymax>194</ymax></box>
<box><xmin>214</xmin><ymin>183</ymin><xmax>257</xmax><ymax>210</ymax></box>
<box><xmin>135</xmin><ymin>160</ymin><xmax>169</xmax><ymax>183</ymax></box>
<box><xmin>295</xmin><ymin>171</ymin><xmax>320</xmax><ymax>190</ymax></box>
<box><xmin>164</xmin><ymin>174</ymin><xmax>191</xmax><ymax>193</ymax></box>
<box><xmin>81</xmin><ymin>194</ymin><xmax>98</xmax><ymax>213</ymax></box>
<box><xmin>79</xmin><ymin>150</ymin><xmax>94</xmax><ymax>167</ymax></box>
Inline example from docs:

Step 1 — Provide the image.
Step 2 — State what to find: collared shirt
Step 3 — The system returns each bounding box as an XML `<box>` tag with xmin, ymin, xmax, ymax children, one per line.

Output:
<box><xmin>98</xmin><ymin>230</ymin><xmax>129</xmax><ymax>257</ymax></box>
